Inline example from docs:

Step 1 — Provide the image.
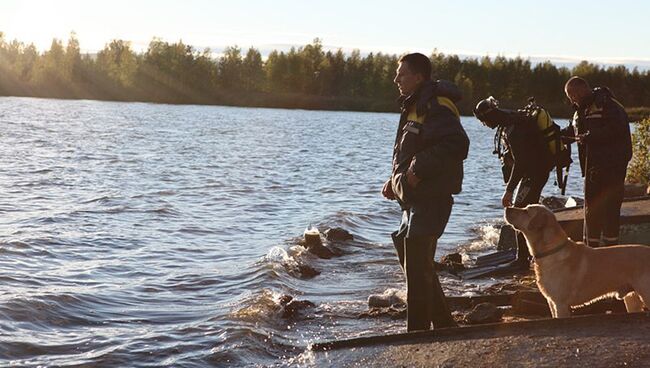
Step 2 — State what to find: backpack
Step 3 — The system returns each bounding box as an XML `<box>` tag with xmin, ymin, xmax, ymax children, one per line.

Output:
<box><xmin>519</xmin><ymin>98</ymin><xmax>573</xmax><ymax>194</ymax></box>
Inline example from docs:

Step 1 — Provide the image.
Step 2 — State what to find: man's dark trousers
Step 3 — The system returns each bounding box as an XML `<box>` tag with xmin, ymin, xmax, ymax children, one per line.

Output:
<box><xmin>585</xmin><ymin>165</ymin><xmax>627</xmax><ymax>246</ymax></box>
<box><xmin>391</xmin><ymin>195</ymin><xmax>457</xmax><ymax>331</ymax></box>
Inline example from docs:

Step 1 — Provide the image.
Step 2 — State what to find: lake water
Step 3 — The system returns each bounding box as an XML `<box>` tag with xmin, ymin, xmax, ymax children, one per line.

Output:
<box><xmin>0</xmin><ymin>97</ymin><xmax>582</xmax><ymax>367</ymax></box>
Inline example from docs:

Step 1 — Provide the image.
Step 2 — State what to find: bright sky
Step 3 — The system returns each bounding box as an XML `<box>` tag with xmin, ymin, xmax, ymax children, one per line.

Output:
<box><xmin>1</xmin><ymin>0</ymin><xmax>649</xmax><ymax>67</ymax></box>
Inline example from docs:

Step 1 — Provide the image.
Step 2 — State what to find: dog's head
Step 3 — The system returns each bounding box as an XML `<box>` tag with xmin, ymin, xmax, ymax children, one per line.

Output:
<box><xmin>504</xmin><ymin>204</ymin><xmax>567</xmax><ymax>253</ymax></box>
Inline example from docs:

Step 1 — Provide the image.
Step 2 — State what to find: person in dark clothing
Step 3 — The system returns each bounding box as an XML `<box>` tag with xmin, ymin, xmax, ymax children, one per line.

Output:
<box><xmin>563</xmin><ymin>77</ymin><xmax>632</xmax><ymax>247</ymax></box>
<box><xmin>382</xmin><ymin>53</ymin><xmax>469</xmax><ymax>332</ymax></box>
<box><xmin>474</xmin><ymin>96</ymin><xmax>554</xmax><ymax>268</ymax></box>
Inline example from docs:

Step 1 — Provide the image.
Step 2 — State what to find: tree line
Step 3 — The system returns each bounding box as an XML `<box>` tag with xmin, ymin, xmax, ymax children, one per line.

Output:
<box><xmin>1</xmin><ymin>33</ymin><xmax>650</xmax><ymax>118</ymax></box>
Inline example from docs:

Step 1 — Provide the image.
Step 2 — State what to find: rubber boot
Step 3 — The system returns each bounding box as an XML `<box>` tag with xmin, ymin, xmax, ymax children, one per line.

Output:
<box><xmin>404</xmin><ymin>235</ymin><xmax>456</xmax><ymax>331</ymax></box>
<box><xmin>430</xmin><ymin>263</ymin><xmax>458</xmax><ymax>329</ymax></box>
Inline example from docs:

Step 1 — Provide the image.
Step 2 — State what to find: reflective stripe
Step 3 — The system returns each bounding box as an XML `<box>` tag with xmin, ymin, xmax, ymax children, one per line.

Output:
<box><xmin>585</xmin><ymin>114</ymin><xmax>603</xmax><ymax>118</ymax></box>
<box><xmin>437</xmin><ymin>96</ymin><xmax>460</xmax><ymax>118</ymax></box>
<box><xmin>407</xmin><ymin>97</ymin><xmax>460</xmax><ymax>123</ymax></box>
<box><xmin>406</xmin><ymin>105</ymin><xmax>425</xmax><ymax>124</ymax></box>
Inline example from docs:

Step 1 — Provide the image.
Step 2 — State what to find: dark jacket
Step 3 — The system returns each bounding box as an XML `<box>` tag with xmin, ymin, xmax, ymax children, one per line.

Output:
<box><xmin>562</xmin><ymin>87</ymin><xmax>632</xmax><ymax>174</ymax></box>
<box><xmin>390</xmin><ymin>80</ymin><xmax>469</xmax><ymax>208</ymax></box>
<box><xmin>502</xmin><ymin>113</ymin><xmax>554</xmax><ymax>193</ymax></box>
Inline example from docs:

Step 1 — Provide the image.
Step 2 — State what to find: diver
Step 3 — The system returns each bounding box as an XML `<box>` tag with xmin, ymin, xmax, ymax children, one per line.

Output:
<box><xmin>473</xmin><ymin>96</ymin><xmax>558</xmax><ymax>270</ymax></box>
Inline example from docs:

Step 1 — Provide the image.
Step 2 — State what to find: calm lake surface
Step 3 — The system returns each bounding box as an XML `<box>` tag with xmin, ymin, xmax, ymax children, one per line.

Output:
<box><xmin>0</xmin><ymin>97</ymin><xmax>582</xmax><ymax>367</ymax></box>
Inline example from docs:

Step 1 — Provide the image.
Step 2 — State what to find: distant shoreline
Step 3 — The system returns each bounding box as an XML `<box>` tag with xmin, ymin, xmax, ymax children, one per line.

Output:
<box><xmin>2</xmin><ymin>93</ymin><xmax>648</xmax><ymax>122</ymax></box>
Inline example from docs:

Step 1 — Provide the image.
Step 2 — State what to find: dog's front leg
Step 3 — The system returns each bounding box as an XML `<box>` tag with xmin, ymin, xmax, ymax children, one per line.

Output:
<box><xmin>554</xmin><ymin>303</ymin><xmax>571</xmax><ymax>318</ymax></box>
<box><xmin>546</xmin><ymin>299</ymin><xmax>557</xmax><ymax>318</ymax></box>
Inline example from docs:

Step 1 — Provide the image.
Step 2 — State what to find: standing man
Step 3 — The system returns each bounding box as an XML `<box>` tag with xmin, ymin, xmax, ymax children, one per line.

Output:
<box><xmin>563</xmin><ymin>76</ymin><xmax>632</xmax><ymax>247</ymax></box>
<box><xmin>382</xmin><ymin>53</ymin><xmax>469</xmax><ymax>331</ymax></box>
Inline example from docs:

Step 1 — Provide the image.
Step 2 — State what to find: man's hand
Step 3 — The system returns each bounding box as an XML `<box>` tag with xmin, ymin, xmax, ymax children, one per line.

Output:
<box><xmin>406</xmin><ymin>168</ymin><xmax>421</xmax><ymax>188</ymax></box>
<box><xmin>574</xmin><ymin>132</ymin><xmax>590</xmax><ymax>144</ymax></box>
<box><xmin>501</xmin><ymin>190</ymin><xmax>514</xmax><ymax>208</ymax></box>
<box><xmin>382</xmin><ymin>179</ymin><xmax>395</xmax><ymax>200</ymax></box>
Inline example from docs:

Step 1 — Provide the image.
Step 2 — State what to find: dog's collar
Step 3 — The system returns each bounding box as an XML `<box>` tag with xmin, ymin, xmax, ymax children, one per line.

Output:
<box><xmin>533</xmin><ymin>238</ymin><xmax>571</xmax><ymax>260</ymax></box>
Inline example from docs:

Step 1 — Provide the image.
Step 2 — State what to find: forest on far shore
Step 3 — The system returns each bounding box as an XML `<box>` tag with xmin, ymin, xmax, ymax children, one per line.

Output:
<box><xmin>2</xmin><ymin>33</ymin><xmax>650</xmax><ymax>119</ymax></box>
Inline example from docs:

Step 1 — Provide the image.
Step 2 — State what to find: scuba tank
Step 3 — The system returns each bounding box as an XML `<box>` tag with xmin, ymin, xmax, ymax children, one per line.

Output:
<box><xmin>519</xmin><ymin>98</ymin><xmax>572</xmax><ymax>194</ymax></box>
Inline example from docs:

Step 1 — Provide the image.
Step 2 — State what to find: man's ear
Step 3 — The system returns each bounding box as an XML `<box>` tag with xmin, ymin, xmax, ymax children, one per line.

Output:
<box><xmin>528</xmin><ymin>212</ymin><xmax>547</xmax><ymax>230</ymax></box>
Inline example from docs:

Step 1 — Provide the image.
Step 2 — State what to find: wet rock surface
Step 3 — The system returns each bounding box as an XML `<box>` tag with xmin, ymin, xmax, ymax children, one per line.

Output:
<box><xmin>324</xmin><ymin>228</ymin><xmax>354</xmax><ymax>241</ymax></box>
<box><xmin>436</xmin><ymin>253</ymin><xmax>465</xmax><ymax>274</ymax></box>
<box><xmin>463</xmin><ymin>302</ymin><xmax>504</xmax><ymax>324</ymax></box>
<box><xmin>278</xmin><ymin>295</ymin><xmax>315</xmax><ymax>319</ymax></box>
<box><xmin>294</xmin><ymin>264</ymin><xmax>321</xmax><ymax>279</ymax></box>
<box><xmin>367</xmin><ymin>289</ymin><xmax>405</xmax><ymax>308</ymax></box>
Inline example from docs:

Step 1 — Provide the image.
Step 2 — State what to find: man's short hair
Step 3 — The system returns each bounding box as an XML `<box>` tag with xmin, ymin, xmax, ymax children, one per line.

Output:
<box><xmin>399</xmin><ymin>53</ymin><xmax>432</xmax><ymax>80</ymax></box>
<box><xmin>565</xmin><ymin>76</ymin><xmax>591</xmax><ymax>91</ymax></box>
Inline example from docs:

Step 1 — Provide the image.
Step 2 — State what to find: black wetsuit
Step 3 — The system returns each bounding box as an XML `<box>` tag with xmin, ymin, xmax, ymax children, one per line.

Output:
<box><xmin>501</xmin><ymin>113</ymin><xmax>553</xmax><ymax>261</ymax></box>
<box><xmin>389</xmin><ymin>80</ymin><xmax>469</xmax><ymax>331</ymax></box>
<box><xmin>562</xmin><ymin>87</ymin><xmax>632</xmax><ymax>246</ymax></box>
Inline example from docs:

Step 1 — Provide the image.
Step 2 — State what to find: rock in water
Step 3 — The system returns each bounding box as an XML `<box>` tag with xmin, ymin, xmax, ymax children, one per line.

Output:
<box><xmin>324</xmin><ymin>228</ymin><xmax>353</xmax><ymax>241</ymax></box>
<box><xmin>368</xmin><ymin>289</ymin><xmax>405</xmax><ymax>308</ymax></box>
<box><xmin>296</xmin><ymin>264</ymin><xmax>320</xmax><ymax>279</ymax></box>
<box><xmin>437</xmin><ymin>252</ymin><xmax>465</xmax><ymax>274</ymax></box>
<box><xmin>303</xmin><ymin>226</ymin><xmax>322</xmax><ymax>247</ymax></box>
<box><xmin>302</xmin><ymin>226</ymin><xmax>336</xmax><ymax>258</ymax></box>
<box><xmin>279</xmin><ymin>295</ymin><xmax>315</xmax><ymax>319</ymax></box>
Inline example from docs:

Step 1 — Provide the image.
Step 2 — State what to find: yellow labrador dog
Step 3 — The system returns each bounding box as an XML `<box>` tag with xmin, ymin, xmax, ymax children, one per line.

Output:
<box><xmin>505</xmin><ymin>204</ymin><xmax>650</xmax><ymax>318</ymax></box>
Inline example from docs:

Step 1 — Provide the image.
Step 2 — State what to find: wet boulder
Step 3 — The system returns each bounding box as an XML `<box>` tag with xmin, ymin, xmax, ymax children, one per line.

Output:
<box><xmin>436</xmin><ymin>253</ymin><xmax>465</xmax><ymax>274</ymax></box>
<box><xmin>359</xmin><ymin>305</ymin><xmax>406</xmax><ymax>320</ymax></box>
<box><xmin>294</xmin><ymin>264</ymin><xmax>320</xmax><ymax>279</ymax></box>
<box><xmin>302</xmin><ymin>227</ymin><xmax>338</xmax><ymax>259</ymax></box>
<box><xmin>304</xmin><ymin>243</ymin><xmax>336</xmax><ymax>259</ymax></box>
<box><xmin>463</xmin><ymin>302</ymin><xmax>503</xmax><ymax>324</ymax></box>
<box><xmin>367</xmin><ymin>289</ymin><xmax>405</xmax><ymax>308</ymax></box>
<box><xmin>279</xmin><ymin>295</ymin><xmax>316</xmax><ymax>319</ymax></box>
<box><xmin>324</xmin><ymin>228</ymin><xmax>354</xmax><ymax>241</ymax></box>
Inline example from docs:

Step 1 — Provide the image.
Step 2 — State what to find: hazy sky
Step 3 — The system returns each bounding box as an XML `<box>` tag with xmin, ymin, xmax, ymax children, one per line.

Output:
<box><xmin>1</xmin><ymin>0</ymin><xmax>649</xmax><ymax>67</ymax></box>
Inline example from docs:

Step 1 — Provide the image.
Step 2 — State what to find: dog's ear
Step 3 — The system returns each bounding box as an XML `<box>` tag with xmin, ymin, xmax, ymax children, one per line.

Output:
<box><xmin>528</xmin><ymin>212</ymin><xmax>547</xmax><ymax>230</ymax></box>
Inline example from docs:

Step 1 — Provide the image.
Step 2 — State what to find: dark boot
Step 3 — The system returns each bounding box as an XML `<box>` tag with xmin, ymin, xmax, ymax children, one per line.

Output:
<box><xmin>505</xmin><ymin>231</ymin><xmax>530</xmax><ymax>270</ymax></box>
<box><xmin>430</xmin><ymin>261</ymin><xmax>458</xmax><ymax>328</ymax></box>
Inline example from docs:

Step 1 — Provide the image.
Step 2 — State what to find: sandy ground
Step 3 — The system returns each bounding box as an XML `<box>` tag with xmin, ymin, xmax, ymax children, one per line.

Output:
<box><xmin>305</xmin><ymin>312</ymin><xmax>650</xmax><ymax>368</ymax></box>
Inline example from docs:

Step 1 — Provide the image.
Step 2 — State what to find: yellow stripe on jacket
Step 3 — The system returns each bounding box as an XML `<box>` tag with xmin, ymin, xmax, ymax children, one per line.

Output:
<box><xmin>406</xmin><ymin>97</ymin><xmax>460</xmax><ymax>123</ymax></box>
